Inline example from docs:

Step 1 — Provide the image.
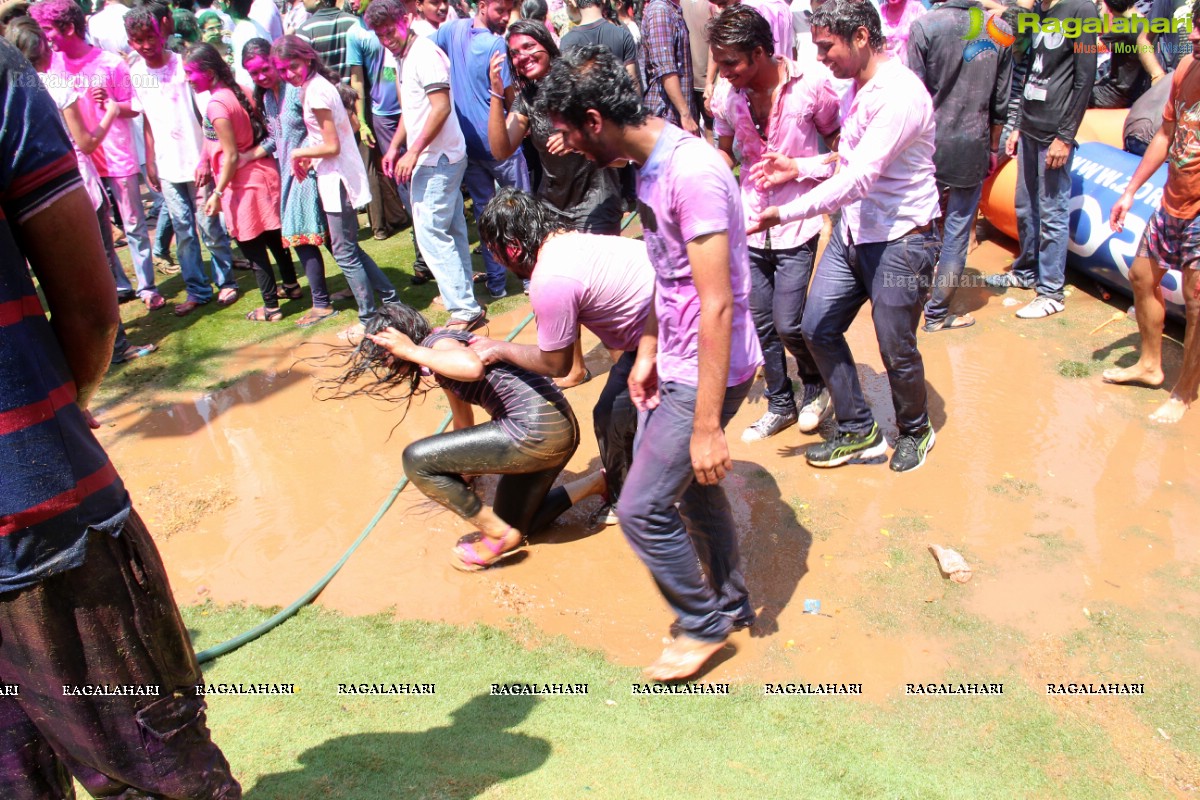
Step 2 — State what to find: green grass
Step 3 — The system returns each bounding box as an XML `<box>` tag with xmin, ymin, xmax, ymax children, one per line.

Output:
<box><xmin>179</xmin><ymin>603</ymin><xmax>1166</xmax><ymax>800</ymax></box>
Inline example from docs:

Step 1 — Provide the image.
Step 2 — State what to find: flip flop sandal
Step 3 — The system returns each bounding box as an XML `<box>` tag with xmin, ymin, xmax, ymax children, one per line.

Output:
<box><xmin>144</xmin><ymin>293</ymin><xmax>166</xmax><ymax>311</ymax></box>
<box><xmin>277</xmin><ymin>283</ymin><xmax>304</xmax><ymax>300</ymax></box>
<box><xmin>174</xmin><ymin>299</ymin><xmax>202</xmax><ymax>317</ymax></box>
<box><xmin>111</xmin><ymin>343</ymin><xmax>158</xmax><ymax>364</ymax></box>
<box><xmin>923</xmin><ymin>314</ymin><xmax>976</xmax><ymax>333</ymax></box>
<box><xmin>217</xmin><ymin>287</ymin><xmax>239</xmax><ymax>306</ymax></box>
<box><xmin>445</xmin><ymin>313</ymin><xmax>487</xmax><ymax>333</ymax></box>
<box><xmin>472</xmin><ymin>271</ymin><xmax>487</xmax><ymax>284</ymax></box>
<box><xmin>246</xmin><ymin>307</ymin><xmax>282</xmax><ymax>322</ymax></box>
<box><xmin>451</xmin><ymin>528</ymin><xmax>523</xmax><ymax>572</ymax></box>
<box><xmin>329</xmin><ymin>288</ymin><xmax>355</xmax><ymax>301</ymax></box>
<box><xmin>295</xmin><ymin>308</ymin><xmax>339</xmax><ymax>328</ymax></box>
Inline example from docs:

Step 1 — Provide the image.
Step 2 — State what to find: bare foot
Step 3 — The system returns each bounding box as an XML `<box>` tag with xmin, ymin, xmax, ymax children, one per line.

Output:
<box><xmin>643</xmin><ymin>635</ymin><xmax>727</xmax><ymax>682</ymax></box>
<box><xmin>554</xmin><ymin>369</ymin><xmax>592</xmax><ymax>389</ymax></box>
<box><xmin>1150</xmin><ymin>395</ymin><xmax>1188</xmax><ymax>424</ymax></box>
<box><xmin>1101</xmin><ymin>364</ymin><xmax>1164</xmax><ymax>387</ymax></box>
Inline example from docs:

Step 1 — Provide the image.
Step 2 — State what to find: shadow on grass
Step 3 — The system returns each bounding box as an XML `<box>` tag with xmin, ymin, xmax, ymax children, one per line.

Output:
<box><xmin>243</xmin><ymin>694</ymin><xmax>550</xmax><ymax>800</ymax></box>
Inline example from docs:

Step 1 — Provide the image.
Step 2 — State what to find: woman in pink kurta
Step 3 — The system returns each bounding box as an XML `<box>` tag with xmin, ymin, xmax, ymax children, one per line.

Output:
<box><xmin>879</xmin><ymin>0</ymin><xmax>924</xmax><ymax>67</ymax></box>
<box><xmin>185</xmin><ymin>43</ymin><xmax>300</xmax><ymax>322</ymax></box>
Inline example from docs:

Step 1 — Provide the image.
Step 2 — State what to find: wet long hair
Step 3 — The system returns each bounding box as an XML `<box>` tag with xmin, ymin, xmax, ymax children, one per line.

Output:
<box><xmin>185</xmin><ymin>42</ymin><xmax>269</xmax><ymax>145</ymax></box>
<box><xmin>241</xmin><ymin>37</ymin><xmax>275</xmax><ymax>110</ymax></box>
<box><xmin>477</xmin><ymin>188</ymin><xmax>570</xmax><ymax>280</ymax></box>
<box><xmin>271</xmin><ymin>34</ymin><xmax>342</xmax><ymax>90</ymax></box>
<box><xmin>505</xmin><ymin>18</ymin><xmax>559</xmax><ymax>95</ymax></box>
<box><xmin>315</xmin><ymin>304</ymin><xmax>435</xmax><ymax>418</ymax></box>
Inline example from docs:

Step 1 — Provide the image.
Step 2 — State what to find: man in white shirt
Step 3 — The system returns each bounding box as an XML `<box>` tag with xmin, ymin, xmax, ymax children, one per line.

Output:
<box><xmin>87</xmin><ymin>0</ymin><xmax>131</xmax><ymax>57</ymax></box>
<box><xmin>250</xmin><ymin>0</ymin><xmax>284</xmax><ymax>40</ymax></box>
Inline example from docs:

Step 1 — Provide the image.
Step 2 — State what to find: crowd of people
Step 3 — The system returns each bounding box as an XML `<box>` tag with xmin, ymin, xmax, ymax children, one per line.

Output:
<box><xmin>3</xmin><ymin>0</ymin><xmax>1200</xmax><ymax>793</ymax></box>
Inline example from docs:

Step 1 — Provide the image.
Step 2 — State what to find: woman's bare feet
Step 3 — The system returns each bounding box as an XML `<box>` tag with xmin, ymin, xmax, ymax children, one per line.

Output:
<box><xmin>1101</xmin><ymin>363</ymin><xmax>1164</xmax><ymax>386</ymax></box>
<box><xmin>643</xmin><ymin>635</ymin><xmax>728</xmax><ymax>682</ymax></box>
<box><xmin>1150</xmin><ymin>394</ymin><xmax>1189</xmax><ymax>424</ymax></box>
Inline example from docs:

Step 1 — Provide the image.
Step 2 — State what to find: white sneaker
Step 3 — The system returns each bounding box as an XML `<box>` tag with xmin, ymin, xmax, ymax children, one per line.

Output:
<box><xmin>741</xmin><ymin>410</ymin><xmax>798</xmax><ymax>442</ymax></box>
<box><xmin>1015</xmin><ymin>296</ymin><xmax>1064</xmax><ymax>319</ymax></box>
<box><xmin>797</xmin><ymin>386</ymin><xmax>832</xmax><ymax>433</ymax></box>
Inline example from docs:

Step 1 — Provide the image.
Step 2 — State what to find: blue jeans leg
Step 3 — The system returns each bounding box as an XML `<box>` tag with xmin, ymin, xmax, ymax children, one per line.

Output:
<box><xmin>925</xmin><ymin>182</ymin><xmax>983</xmax><ymax>323</ymax></box>
<box><xmin>412</xmin><ymin>156</ymin><xmax>481</xmax><ymax>322</ymax></box>
<box><xmin>867</xmin><ymin>230</ymin><xmax>939</xmax><ymax>435</ymax></box>
<box><xmin>193</xmin><ymin>184</ymin><xmax>237</xmax><ymax>290</ymax></box>
<box><xmin>153</xmin><ymin>202</ymin><xmax>174</xmax><ymax>259</ymax></box>
<box><xmin>749</xmin><ymin>238</ymin><xmax>823</xmax><ymax>415</ymax></box>
<box><xmin>104</xmin><ymin>175</ymin><xmax>156</xmax><ymax>297</ymax></box>
<box><xmin>327</xmin><ymin>185</ymin><xmax>397</xmax><ymax>325</ymax></box>
<box><xmin>160</xmin><ymin>181</ymin><xmax>211</xmax><ymax>303</ymax></box>
<box><xmin>802</xmin><ymin>224</ymin><xmax>874</xmax><ymax>434</ymax></box>
<box><xmin>96</xmin><ymin>201</ymin><xmax>133</xmax><ymax>295</ymax></box>
<box><xmin>463</xmin><ymin>151</ymin><xmax>531</xmax><ymax>295</ymax></box>
<box><xmin>616</xmin><ymin>379</ymin><xmax>754</xmax><ymax>642</ymax></box>
<box><xmin>1036</xmin><ymin>144</ymin><xmax>1073</xmax><ymax>302</ymax></box>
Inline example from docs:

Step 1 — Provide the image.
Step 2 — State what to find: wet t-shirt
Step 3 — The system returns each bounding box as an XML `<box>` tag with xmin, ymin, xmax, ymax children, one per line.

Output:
<box><xmin>1163</xmin><ymin>55</ymin><xmax>1200</xmax><ymax>219</ymax></box>
<box><xmin>635</xmin><ymin>123</ymin><xmax>763</xmax><ymax>388</ymax></box>
<box><xmin>423</xmin><ymin>330</ymin><xmax>574</xmax><ymax>452</ymax></box>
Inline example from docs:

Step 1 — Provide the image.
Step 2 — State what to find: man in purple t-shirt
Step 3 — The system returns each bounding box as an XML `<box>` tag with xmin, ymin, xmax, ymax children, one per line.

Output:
<box><xmin>472</xmin><ymin>189</ymin><xmax>655</xmax><ymax>527</ymax></box>
<box><xmin>541</xmin><ymin>45</ymin><xmax>764</xmax><ymax>683</ymax></box>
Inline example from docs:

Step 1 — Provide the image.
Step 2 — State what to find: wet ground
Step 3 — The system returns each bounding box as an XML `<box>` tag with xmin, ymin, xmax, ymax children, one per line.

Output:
<box><xmin>95</xmin><ymin>230</ymin><xmax>1200</xmax><ymax>705</ymax></box>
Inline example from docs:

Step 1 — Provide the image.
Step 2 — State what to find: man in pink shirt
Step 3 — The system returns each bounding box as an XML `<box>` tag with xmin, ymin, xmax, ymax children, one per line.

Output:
<box><xmin>710</xmin><ymin>4</ymin><xmax>840</xmax><ymax>442</ymax></box>
<box><xmin>541</xmin><ymin>45</ymin><xmax>763</xmax><ymax>682</ymax></box>
<box><xmin>31</xmin><ymin>0</ymin><xmax>163</xmax><ymax>310</ymax></box>
<box><xmin>704</xmin><ymin>0</ymin><xmax>795</xmax><ymax>113</ymax></box>
<box><xmin>752</xmin><ymin>0</ymin><xmax>941</xmax><ymax>473</ymax></box>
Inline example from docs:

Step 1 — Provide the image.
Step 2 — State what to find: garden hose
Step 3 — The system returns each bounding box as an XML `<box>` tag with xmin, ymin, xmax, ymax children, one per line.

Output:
<box><xmin>196</xmin><ymin>209</ymin><xmax>639</xmax><ymax>664</ymax></box>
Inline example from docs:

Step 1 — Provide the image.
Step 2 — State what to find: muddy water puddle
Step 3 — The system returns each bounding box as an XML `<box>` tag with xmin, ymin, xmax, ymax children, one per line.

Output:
<box><xmin>97</xmin><ymin>240</ymin><xmax>1200</xmax><ymax>692</ymax></box>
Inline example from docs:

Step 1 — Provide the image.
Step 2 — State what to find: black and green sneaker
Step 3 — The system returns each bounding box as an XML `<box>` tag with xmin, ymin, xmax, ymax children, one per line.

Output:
<box><xmin>889</xmin><ymin>425</ymin><xmax>936</xmax><ymax>473</ymax></box>
<box><xmin>805</xmin><ymin>423</ymin><xmax>887</xmax><ymax>468</ymax></box>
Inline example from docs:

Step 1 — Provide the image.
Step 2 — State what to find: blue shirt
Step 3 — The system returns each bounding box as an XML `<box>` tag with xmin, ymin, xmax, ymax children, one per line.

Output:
<box><xmin>347</xmin><ymin>25</ymin><xmax>400</xmax><ymax>118</ymax></box>
<box><xmin>432</xmin><ymin>18</ymin><xmax>512</xmax><ymax>161</ymax></box>
<box><xmin>0</xmin><ymin>39</ymin><xmax>131</xmax><ymax>593</ymax></box>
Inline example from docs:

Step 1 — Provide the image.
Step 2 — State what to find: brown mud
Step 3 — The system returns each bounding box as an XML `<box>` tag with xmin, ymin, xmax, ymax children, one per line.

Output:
<box><xmin>95</xmin><ymin>232</ymin><xmax>1200</xmax><ymax>704</ymax></box>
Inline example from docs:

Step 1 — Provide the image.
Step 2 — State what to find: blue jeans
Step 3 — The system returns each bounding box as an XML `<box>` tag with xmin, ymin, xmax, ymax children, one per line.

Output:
<box><xmin>1013</xmin><ymin>137</ymin><xmax>1073</xmax><ymax>302</ymax></box>
<box><xmin>160</xmin><ymin>180</ymin><xmax>236</xmax><ymax>303</ymax></box>
<box><xmin>748</xmin><ymin>237</ymin><xmax>823</xmax><ymax>415</ymax></box>
<box><xmin>412</xmin><ymin>155</ymin><xmax>482</xmax><ymax>323</ymax></box>
<box><xmin>325</xmin><ymin>185</ymin><xmax>397</xmax><ymax>325</ymax></box>
<box><xmin>802</xmin><ymin>223</ymin><xmax>939</xmax><ymax>437</ymax></box>
<box><xmin>924</xmin><ymin>182</ymin><xmax>983</xmax><ymax>323</ymax></box>
<box><xmin>153</xmin><ymin>205</ymin><xmax>173</xmax><ymax>259</ymax></box>
<box><xmin>463</xmin><ymin>151</ymin><xmax>531</xmax><ymax>295</ymax></box>
<box><xmin>96</xmin><ymin>201</ymin><xmax>132</xmax><ymax>295</ymax></box>
<box><xmin>616</xmin><ymin>378</ymin><xmax>754</xmax><ymax>642</ymax></box>
<box><xmin>103</xmin><ymin>175</ymin><xmax>155</xmax><ymax>298</ymax></box>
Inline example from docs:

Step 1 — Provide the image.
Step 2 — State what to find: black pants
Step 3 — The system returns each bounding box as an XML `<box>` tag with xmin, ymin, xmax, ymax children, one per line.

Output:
<box><xmin>403</xmin><ymin>411</ymin><xmax>579</xmax><ymax>537</ymax></box>
<box><xmin>594</xmin><ymin>351</ymin><xmax>637</xmax><ymax>502</ymax></box>
<box><xmin>237</xmin><ymin>229</ymin><xmax>297</xmax><ymax>309</ymax></box>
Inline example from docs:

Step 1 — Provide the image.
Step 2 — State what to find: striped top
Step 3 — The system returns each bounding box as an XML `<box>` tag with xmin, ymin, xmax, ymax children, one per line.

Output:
<box><xmin>0</xmin><ymin>40</ymin><xmax>131</xmax><ymax>592</ymax></box>
<box><xmin>424</xmin><ymin>330</ymin><xmax>577</xmax><ymax>456</ymax></box>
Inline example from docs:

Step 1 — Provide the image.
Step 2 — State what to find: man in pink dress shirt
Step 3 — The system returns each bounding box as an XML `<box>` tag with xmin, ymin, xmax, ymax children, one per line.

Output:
<box><xmin>751</xmin><ymin>0</ymin><xmax>941</xmax><ymax>473</ymax></box>
<box><xmin>710</xmin><ymin>4</ymin><xmax>841</xmax><ymax>443</ymax></box>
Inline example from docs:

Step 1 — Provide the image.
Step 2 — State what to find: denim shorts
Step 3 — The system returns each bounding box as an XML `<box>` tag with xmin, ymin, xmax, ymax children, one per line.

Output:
<box><xmin>1138</xmin><ymin>206</ymin><xmax>1200</xmax><ymax>273</ymax></box>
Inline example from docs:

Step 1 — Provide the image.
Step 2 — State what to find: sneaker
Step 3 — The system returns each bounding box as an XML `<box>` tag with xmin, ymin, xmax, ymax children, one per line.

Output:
<box><xmin>985</xmin><ymin>272</ymin><xmax>1033</xmax><ymax>289</ymax></box>
<box><xmin>805</xmin><ymin>423</ymin><xmax>887</xmax><ymax>468</ymax></box>
<box><xmin>589</xmin><ymin>502</ymin><xmax>619</xmax><ymax>527</ymax></box>
<box><xmin>796</xmin><ymin>385</ymin><xmax>832</xmax><ymax>434</ymax></box>
<box><xmin>741</xmin><ymin>410</ymin><xmax>798</xmax><ymax>442</ymax></box>
<box><xmin>489</xmin><ymin>287</ymin><xmax>508</xmax><ymax>300</ymax></box>
<box><xmin>1015</xmin><ymin>295</ymin><xmax>1064</xmax><ymax>319</ymax></box>
<box><xmin>889</xmin><ymin>425</ymin><xmax>936</xmax><ymax>473</ymax></box>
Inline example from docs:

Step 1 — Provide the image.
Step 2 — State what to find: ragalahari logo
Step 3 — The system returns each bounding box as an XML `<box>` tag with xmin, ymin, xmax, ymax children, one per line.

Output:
<box><xmin>961</xmin><ymin>5</ymin><xmax>1016</xmax><ymax>61</ymax></box>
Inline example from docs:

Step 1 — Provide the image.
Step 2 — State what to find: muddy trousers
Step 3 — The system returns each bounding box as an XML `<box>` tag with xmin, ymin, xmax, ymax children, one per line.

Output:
<box><xmin>616</xmin><ymin>379</ymin><xmax>754</xmax><ymax>643</ymax></box>
<box><xmin>0</xmin><ymin>511</ymin><xmax>241</xmax><ymax>800</ymax></box>
<box><xmin>402</xmin><ymin>413</ymin><xmax>579</xmax><ymax>537</ymax></box>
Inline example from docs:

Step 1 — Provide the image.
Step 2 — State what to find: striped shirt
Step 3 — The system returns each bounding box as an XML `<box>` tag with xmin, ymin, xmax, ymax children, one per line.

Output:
<box><xmin>424</xmin><ymin>330</ymin><xmax>576</xmax><ymax>457</ymax></box>
<box><xmin>296</xmin><ymin>8</ymin><xmax>363</xmax><ymax>81</ymax></box>
<box><xmin>0</xmin><ymin>40</ymin><xmax>131</xmax><ymax>593</ymax></box>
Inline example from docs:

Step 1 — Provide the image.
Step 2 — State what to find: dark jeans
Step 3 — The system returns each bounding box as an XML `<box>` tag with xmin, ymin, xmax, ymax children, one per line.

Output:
<box><xmin>372</xmin><ymin>113</ymin><xmax>428</xmax><ymax>272</ymax></box>
<box><xmin>748</xmin><ymin>237</ymin><xmax>823</xmax><ymax>415</ymax></box>
<box><xmin>594</xmin><ymin>351</ymin><xmax>638</xmax><ymax>502</ymax></box>
<box><xmin>294</xmin><ymin>243</ymin><xmax>330</xmax><ymax>309</ymax></box>
<box><xmin>616</xmin><ymin>378</ymin><xmax>754</xmax><ymax>643</ymax></box>
<box><xmin>237</xmin><ymin>229</ymin><xmax>297</xmax><ymax>310</ymax></box>
<box><xmin>363</xmin><ymin>114</ymin><xmax>409</xmax><ymax>237</ymax></box>
<box><xmin>924</xmin><ymin>182</ymin><xmax>983</xmax><ymax>324</ymax></box>
<box><xmin>0</xmin><ymin>510</ymin><xmax>241</xmax><ymax>799</ymax></box>
<box><xmin>403</xmin><ymin>409</ymin><xmax>579</xmax><ymax>537</ymax></box>
<box><xmin>802</xmin><ymin>223</ymin><xmax>939</xmax><ymax>437</ymax></box>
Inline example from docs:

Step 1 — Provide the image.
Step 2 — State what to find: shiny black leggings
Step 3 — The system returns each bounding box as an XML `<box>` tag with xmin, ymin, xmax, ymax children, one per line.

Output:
<box><xmin>402</xmin><ymin>420</ymin><xmax>580</xmax><ymax>537</ymax></box>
